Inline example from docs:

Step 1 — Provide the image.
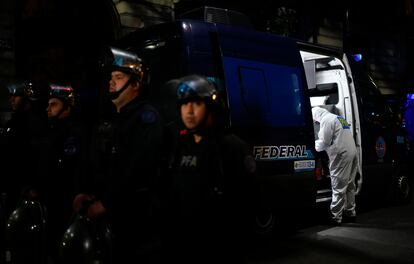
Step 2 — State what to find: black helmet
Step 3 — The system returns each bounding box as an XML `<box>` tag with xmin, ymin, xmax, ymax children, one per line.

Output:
<box><xmin>7</xmin><ymin>80</ymin><xmax>38</xmax><ymax>101</ymax></box>
<box><xmin>49</xmin><ymin>84</ymin><xmax>75</xmax><ymax>107</ymax></box>
<box><xmin>176</xmin><ymin>74</ymin><xmax>222</xmax><ymax>109</ymax></box>
<box><xmin>101</xmin><ymin>46</ymin><xmax>145</xmax><ymax>81</ymax></box>
<box><xmin>176</xmin><ymin>75</ymin><xmax>228</xmax><ymax>133</ymax></box>
<box><xmin>4</xmin><ymin>196</ymin><xmax>47</xmax><ymax>263</ymax></box>
<box><xmin>60</xmin><ymin>215</ymin><xmax>113</xmax><ymax>264</ymax></box>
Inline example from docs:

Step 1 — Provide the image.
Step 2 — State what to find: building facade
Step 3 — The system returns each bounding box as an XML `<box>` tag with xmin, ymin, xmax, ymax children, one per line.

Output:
<box><xmin>0</xmin><ymin>0</ymin><xmax>413</xmax><ymax>123</ymax></box>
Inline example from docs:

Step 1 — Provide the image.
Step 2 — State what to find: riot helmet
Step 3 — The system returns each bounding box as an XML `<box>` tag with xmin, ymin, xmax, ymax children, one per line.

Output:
<box><xmin>100</xmin><ymin>46</ymin><xmax>147</xmax><ymax>100</ymax></box>
<box><xmin>4</xmin><ymin>195</ymin><xmax>47</xmax><ymax>264</ymax></box>
<box><xmin>8</xmin><ymin>80</ymin><xmax>38</xmax><ymax>101</ymax></box>
<box><xmin>47</xmin><ymin>84</ymin><xmax>76</xmax><ymax>122</ymax></box>
<box><xmin>49</xmin><ymin>84</ymin><xmax>75</xmax><ymax>107</ymax></box>
<box><xmin>7</xmin><ymin>80</ymin><xmax>50</xmax><ymax>112</ymax></box>
<box><xmin>176</xmin><ymin>74</ymin><xmax>222</xmax><ymax>110</ymax></box>
<box><xmin>60</xmin><ymin>215</ymin><xmax>113</xmax><ymax>264</ymax></box>
<box><xmin>176</xmin><ymin>74</ymin><xmax>226</xmax><ymax>133</ymax></box>
<box><xmin>60</xmin><ymin>198</ymin><xmax>113</xmax><ymax>264</ymax></box>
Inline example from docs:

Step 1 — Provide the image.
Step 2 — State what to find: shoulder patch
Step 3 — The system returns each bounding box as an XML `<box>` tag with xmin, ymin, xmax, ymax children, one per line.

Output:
<box><xmin>140</xmin><ymin>110</ymin><xmax>157</xmax><ymax>124</ymax></box>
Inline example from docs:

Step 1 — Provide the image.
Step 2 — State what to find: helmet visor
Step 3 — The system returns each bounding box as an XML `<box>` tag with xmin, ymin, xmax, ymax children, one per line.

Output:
<box><xmin>50</xmin><ymin>84</ymin><xmax>75</xmax><ymax>105</ymax></box>
<box><xmin>101</xmin><ymin>46</ymin><xmax>143</xmax><ymax>78</ymax></box>
<box><xmin>176</xmin><ymin>75</ymin><xmax>219</xmax><ymax>105</ymax></box>
<box><xmin>7</xmin><ymin>81</ymin><xmax>32</xmax><ymax>96</ymax></box>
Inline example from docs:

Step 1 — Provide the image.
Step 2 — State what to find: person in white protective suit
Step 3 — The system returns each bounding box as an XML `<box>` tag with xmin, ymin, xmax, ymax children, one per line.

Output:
<box><xmin>312</xmin><ymin>106</ymin><xmax>358</xmax><ymax>225</ymax></box>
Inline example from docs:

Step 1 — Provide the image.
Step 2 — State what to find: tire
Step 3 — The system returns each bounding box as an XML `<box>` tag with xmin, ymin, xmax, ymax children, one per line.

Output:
<box><xmin>254</xmin><ymin>208</ymin><xmax>275</xmax><ymax>238</ymax></box>
<box><xmin>393</xmin><ymin>171</ymin><xmax>412</xmax><ymax>204</ymax></box>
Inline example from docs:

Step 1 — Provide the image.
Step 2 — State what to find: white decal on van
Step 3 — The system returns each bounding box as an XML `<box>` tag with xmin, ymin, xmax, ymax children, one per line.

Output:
<box><xmin>253</xmin><ymin>145</ymin><xmax>313</xmax><ymax>160</ymax></box>
<box><xmin>294</xmin><ymin>160</ymin><xmax>315</xmax><ymax>172</ymax></box>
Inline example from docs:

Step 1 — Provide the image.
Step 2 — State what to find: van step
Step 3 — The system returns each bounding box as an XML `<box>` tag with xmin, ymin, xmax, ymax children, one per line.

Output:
<box><xmin>317</xmin><ymin>189</ymin><xmax>331</xmax><ymax>194</ymax></box>
<box><xmin>316</xmin><ymin>197</ymin><xmax>332</xmax><ymax>203</ymax></box>
<box><xmin>316</xmin><ymin>188</ymin><xmax>332</xmax><ymax>203</ymax></box>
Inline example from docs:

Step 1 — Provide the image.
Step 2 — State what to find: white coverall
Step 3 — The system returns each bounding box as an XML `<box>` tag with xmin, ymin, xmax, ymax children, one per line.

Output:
<box><xmin>312</xmin><ymin>107</ymin><xmax>358</xmax><ymax>222</ymax></box>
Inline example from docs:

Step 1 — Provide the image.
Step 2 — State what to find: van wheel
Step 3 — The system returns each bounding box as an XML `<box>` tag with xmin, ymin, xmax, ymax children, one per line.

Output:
<box><xmin>254</xmin><ymin>209</ymin><xmax>275</xmax><ymax>238</ymax></box>
<box><xmin>394</xmin><ymin>172</ymin><xmax>412</xmax><ymax>204</ymax></box>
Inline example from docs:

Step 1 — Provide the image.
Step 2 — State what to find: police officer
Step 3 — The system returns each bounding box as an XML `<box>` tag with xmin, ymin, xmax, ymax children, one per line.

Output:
<box><xmin>1</xmin><ymin>80</ymin><xmax>49</xmax><ymax>213</ymax></box>
<box><xmin>1</xmin><ymin>80</ymin><xmax>50</xmax><ymax>264</ymax></box>
<box><xmin>72</xmin><ymin>47</ymin><xmax>164</xmax><ymax>263</ymax></box>
<box><xmin>163</xmin><ymin>74</ymin><xmax>257</xmax><ymax>263</ymax></box>
<box><xmin>45</xmin><ymin>84</ymin><xmax>90</xmax><ymax>263</ymax></box>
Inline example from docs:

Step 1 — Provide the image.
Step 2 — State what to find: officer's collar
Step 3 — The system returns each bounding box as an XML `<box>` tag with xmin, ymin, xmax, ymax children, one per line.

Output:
<box><xmin>119</xmin><ymin>97</ymin><xmax>146</xmax><ymax>114</ymax></box>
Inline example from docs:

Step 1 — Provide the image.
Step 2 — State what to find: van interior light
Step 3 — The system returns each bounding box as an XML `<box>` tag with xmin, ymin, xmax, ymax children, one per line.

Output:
<box><xmin>352</xmin><ymin>54</ymin><xmax>362</xmax><ymax>62</ymax></box>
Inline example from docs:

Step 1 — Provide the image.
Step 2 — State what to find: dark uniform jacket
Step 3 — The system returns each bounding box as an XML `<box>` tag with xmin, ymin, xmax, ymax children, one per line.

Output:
<box><xmin>164</xmin><ymin>128</ymin><xmax>257</xmax><ymax>263</ymax></box>
<box><xmin>0</xmin><ymin>109</ymin><xmax>49</xmax><ymax>264</ymax></box>
<box><xmin>47</xmin><ymin>114</ymin><xmax>89</xmax><ymax>195</ymax></box>
<box><xmin>1</xmin><ymin>109</ymin><xmax>49</xmax><ymax>211</ymax></box>
<box><xmin>92</xmin><ymin>97</ymin><xmax>164</xmax><ymax>259</ymax></box>
<box><xmin>45</xmin><ymin>115</ymin><xmax>90</xmax><ymax>246</ymax></box>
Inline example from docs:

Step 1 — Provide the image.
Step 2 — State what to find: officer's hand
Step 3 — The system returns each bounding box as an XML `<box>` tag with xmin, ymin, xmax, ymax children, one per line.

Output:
<box><xmin>73</xmin><ymin>193</ymin><xmax>106</xmax><ymax>219</ymax></box>
<box><xmin>87</xmin><ymin>199</ymin><xmax>106</xmax><ymax>220</ymax></box>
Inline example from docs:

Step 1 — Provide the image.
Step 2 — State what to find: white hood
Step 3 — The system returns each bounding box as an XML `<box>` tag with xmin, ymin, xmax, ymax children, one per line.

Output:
<box><xmin>312</xmin><ymin>106</ymin><xmax>329</xmax><ymax>123</ymax></box>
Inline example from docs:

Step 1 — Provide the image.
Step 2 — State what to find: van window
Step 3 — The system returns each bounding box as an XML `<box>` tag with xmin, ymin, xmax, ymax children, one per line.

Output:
<box><xmin>223</xmin><ymin>56</ymin><xmax>305</xmax><ymax>127</ymax></box>
<box><xmin>358</xmin><ymin>77</ymin><xmax>392</xmax><ymax>125</ymax></box>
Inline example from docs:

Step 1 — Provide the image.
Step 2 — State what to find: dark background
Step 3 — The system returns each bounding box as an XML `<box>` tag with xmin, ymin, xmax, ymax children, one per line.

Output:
<box><xmin>1</xmin><ymin>0</ymin><xmax>414</xmax><ymax>122</ymax></box>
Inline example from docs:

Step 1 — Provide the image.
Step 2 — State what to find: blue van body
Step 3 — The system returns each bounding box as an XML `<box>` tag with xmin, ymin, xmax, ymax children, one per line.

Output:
<box><xmin>117</xmin><ymin>19</ymin><xmax>317</xmax><ymax>218</ymax></box>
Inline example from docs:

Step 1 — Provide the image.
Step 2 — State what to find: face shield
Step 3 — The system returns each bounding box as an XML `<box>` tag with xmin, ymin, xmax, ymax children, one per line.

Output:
<box><xmin>100</xmin><ymin>46</ymin><xmax>146</xmax><ymax>100</ymax></box>
<box><xmin>7</xmin><ymin>81</ymin><xmax>34</xmax><ymax>98</ymax></box>
<box><xmin>176</xmin><ymin>75</ymin><xmax>220</xmax><ymax>106</ymax></box>
<box><xmin>101</xmin><ymin>47</ymin><xmax>144</xmax><ymax>78</ymax></box>
<box><xmin>7</xmin><ymin>80</ymin><xmax>50</xmax><ymax>108</ymax></box>
<box><xmin>50</xmin><ymin>84</ymin><xmax>75</xmax><ymax>107</ymax></box>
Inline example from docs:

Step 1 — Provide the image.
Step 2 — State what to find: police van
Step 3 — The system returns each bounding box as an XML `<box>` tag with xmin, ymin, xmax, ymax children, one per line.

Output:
<box><xmin>299</xmin><ymin>42</ymin><xmax>412</xmax><ymax>207</ymax></box>
<box><xmin>114</xmin><ymin>7</ymin><xmax>318</xmax><ymax>233</ymax></box>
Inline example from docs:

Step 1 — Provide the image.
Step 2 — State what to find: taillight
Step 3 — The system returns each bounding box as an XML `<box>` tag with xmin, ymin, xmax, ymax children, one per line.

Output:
<box><xmin>315</xmin><ymin>166</ymin><xmax>322</xmax><ymax>181</ymax></box>
<box><xmin>315</xmin><ymin>158</ymin><xmax>322</xmax><ymax>181</ymax></box>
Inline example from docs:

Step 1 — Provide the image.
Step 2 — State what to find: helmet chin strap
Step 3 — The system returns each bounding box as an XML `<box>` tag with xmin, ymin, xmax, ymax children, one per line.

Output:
<box><xmin>109</xmin><ymin>77</ymin><xmax>134</xmax><ymax>100</ymax></box>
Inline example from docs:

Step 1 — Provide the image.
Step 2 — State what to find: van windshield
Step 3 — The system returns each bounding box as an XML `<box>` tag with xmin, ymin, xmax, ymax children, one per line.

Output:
<box><xmin>223</xmin><ymin>56</ymin><xmax>306</xmax><ymax>127</ymax></box>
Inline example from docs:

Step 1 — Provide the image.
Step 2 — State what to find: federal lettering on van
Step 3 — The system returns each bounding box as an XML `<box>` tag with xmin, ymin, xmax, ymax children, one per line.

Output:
<box><xmin>253</xmin><ymin>145</ymin><xmax>314</xmax><ymax>161</ymax></box>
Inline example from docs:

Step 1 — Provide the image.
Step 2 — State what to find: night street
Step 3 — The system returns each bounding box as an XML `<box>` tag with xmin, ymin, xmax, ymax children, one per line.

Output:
<box><xmin>1</xmin><ymin>1</ymin><xmax>414</xmax><ymax>263</ymax></box>
<box><xmin>245</xmin><ymin>200</ymin><xmax>414</xmax><ymax>263</ymax></box>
